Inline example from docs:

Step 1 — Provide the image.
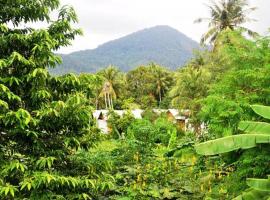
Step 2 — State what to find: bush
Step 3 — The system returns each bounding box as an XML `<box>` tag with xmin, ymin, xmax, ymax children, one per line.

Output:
<box><xmin>127</xmin><ymin>119</ymin><xmax>157</xmax><ymax>144</ymax></box>
<box><xmin>107</xmin><ymin>110</ymin><xmax>135</xmax><ymax>139</ymax></box>
<box><xmin>154</xmin><ymin>117</ymin><xmax>177</xmax><ymax>145</ymax></box>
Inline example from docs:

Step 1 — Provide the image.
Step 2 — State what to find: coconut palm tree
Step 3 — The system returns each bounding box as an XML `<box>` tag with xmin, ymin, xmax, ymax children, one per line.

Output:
<box><xmin>170</xmin><ymin>66</ymin><xmax>210</xmax><ymax>108</ymax></box>
<box><xmin>195</xmin><ymin>0</ymin><xmax>257</xmax><ymax>45</ymax></box>
<box><xmin>98</xmin><ymin>65</ymin><xmax>121</xmax><ymax>109</ymax></box>
<box><xmin>91</xmin><ymin>75</ymin><xmax>103</xmax><ymax>109</ymax></box>
<box><xmin>149</xmin><ymin>63</ymin><xmax>173</xmax><ymax>106</ymax></box>
<box><xmin>170</xmin><ymin>65</ymin><xmax>211</xmax><ymax>134</ymax></box>
<box><xmin>99</xmin><ymin>81</ymin><xmax>116</xmax><ymax>109</ymax></box>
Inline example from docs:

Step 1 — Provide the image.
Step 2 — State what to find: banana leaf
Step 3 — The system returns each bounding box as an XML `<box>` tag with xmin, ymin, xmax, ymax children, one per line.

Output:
<box><xmin>251</xmin><ymin>105</ymin><xmax>270</xmax><ymax>120</ymax></box>
<box><xmin>239</xmin><ymin>121</ymin><xmax>270</xmax><ymax>134</ymax></box>
<box><xmin>195</xmin><ymin>134</ymin><xmax>270</xmax><ymax>155</ymax></box>
<box><xmin>233</xmin><ymin>188</ymin><xmax>270</xmax><ymax>200</ymax></box>
<box><xmin>247</xmin><ymin>178</ymin><xmax>270</xmax><ymax>192</ymax></box>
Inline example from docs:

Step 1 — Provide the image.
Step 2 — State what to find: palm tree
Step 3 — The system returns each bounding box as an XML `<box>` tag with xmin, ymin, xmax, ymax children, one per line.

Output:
<box><xmin>170</xmin><ymin>65</ymin><xmax>211</xmax><ymax>134</ymax></box>
<box><xmin>195</xmin><ymin>0</ymin><xmax>257</xmax><ymax>45</ymax></box>
<box><xmin>98</xmin><ymin>65</ymin><xmax>121</xmax><ymax>109</ymax></box>
<box><xmin>150</xmin><ymin>63</ymin><xmax>172</xmax><ymax>106</ymax></box>
<box><xmin>91</xmin><ymin>75</ymin><xmax>103</xmax><ymax>109</ymax></box>
<box><xmin>99</xmin><ymin>81</ymin><xmax>116</xmax><ymax>109</ymax></box>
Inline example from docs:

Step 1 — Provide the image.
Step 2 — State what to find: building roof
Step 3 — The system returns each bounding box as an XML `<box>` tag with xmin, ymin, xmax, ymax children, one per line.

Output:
<box><xmin>131</xmin><ymin>109</ymin><xmax>143</xmax><ymax>119</ymax></box>
<box><xmin>114</xmin><ymin>110</ymin><xmax>125</xmax><ymax>117</ymax></box>
<box><xmin>153</xmin><ymin>109</ymin><xmax>167</xmax><ymax>114</ymax></box>
<box><xmin>93</xmin><ymin>108</ymin><xmax>188</xmax><ymax>121</ymax></box>
<box><xmin>167</xmin><ymin>109</ymin><xmax>179</xmax><ymax>117</ymax></box>
<box><xmin>93</xmin><ymin>110</ymin><xmax>109</xmax><ymax>120</ymax></box>
<box><xmin>93</xmin><ymin>110</ymin><xmax>102</xmax><ymax>119</ymax></box>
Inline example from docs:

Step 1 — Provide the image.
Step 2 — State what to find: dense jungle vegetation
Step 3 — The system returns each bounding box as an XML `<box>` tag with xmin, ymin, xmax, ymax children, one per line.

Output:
<box><xmin>0</xmin><ymin>0</ymin><xmax>270</xmax><ymax>199</ymax></box>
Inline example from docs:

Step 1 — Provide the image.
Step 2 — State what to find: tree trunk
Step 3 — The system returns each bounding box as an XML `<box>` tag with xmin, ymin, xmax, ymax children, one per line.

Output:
<box><xmin>106</xmin><ymin>93</ymin><xmax>109</xmax><ymax>109</ymax></box>
<box><xmin>110</xmin><ymin>95</ymin><xmax>113</xmax><ymax>109</ymax></box>
<box><xmin>95</xmin><ymin>94</ymin><xmax>98</xmax><ymax>109</ymax></box>
<box><xmin>159</xmin><ymin>90</ymin><xmax>162</xmax><ymax>107</ymax></box>
<box><xmin>104</xmin><ymin>93</ymin><xmax>107</xmax><ymax>109</ymax></box>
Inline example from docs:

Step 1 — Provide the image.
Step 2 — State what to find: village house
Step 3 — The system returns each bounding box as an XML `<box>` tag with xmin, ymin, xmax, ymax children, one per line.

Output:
<box><xmin>93</xmin><ymin>109</ymin><xmax>190</xmax><ymax>134</ymax></box>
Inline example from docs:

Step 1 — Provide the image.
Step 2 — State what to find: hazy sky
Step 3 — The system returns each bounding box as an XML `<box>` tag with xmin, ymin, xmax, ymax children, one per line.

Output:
<box><xmin>57</xmin><ymin>0</ymin><xmax>270</xmax><ymax>53</ymax></box>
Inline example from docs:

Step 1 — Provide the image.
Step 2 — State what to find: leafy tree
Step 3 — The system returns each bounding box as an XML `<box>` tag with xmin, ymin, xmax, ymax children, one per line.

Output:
<box><xmin>126</xmin><ymin>66</ymin><xmax>155</xmax><ymax>104</ymax></box>
<box><xmin>195</xmin><ymin>0</ymin><xmax>257</xmax><ymax>45</ymax></box>
<box><xmin>200</xmin><ymin>30</ymin><xmax>270</xmax><ymax>138</ymax></box>
<box><xmin>126</xmin><ymin>64</ymin><xmax>173</xmax><ymax>108</ymax></box>
<box><xmin>0</xmin><ymin>1</ymin><xmax>102</xmax><ymax>199</ymax></box>
<box><xmin>78</xmin><ymin>74</ymin><xmax>103</xmax><ymax>109</ymax></box>
<box><xmin>170</xmin><ymin>59</ymin><xmax>211</xmax><ymax>134</ymax></box>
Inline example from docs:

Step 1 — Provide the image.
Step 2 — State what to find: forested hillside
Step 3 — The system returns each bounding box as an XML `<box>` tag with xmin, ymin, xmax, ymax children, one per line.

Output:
<box><xmin>52</xmin><ymin>26</ymin><xmax>199</xmax><ymax>74</ymax></box>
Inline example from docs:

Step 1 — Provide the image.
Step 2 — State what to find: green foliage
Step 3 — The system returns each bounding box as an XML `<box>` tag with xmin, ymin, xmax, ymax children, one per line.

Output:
<box><xmin>196</xmin><ymin>134</ymin><xmax>270</xmax><ymax>156</ymax></box>
<box><xmin>195</xmin><ymin>0</ymin><xmax>257</xmax><ymax>44</ymax></box>
<box><xmin>127</xmin><ymin>119</ymin><xmax>157</xmax><ymax>144</ymax></box>
<box><xmin>196</xmin><ymin>105</ymin><xmax>270</xmax><ymax>199</ymax></box>
<box><xmin>0</xmin><ymin>0</ymin><xmax>106</xmax><ymax>199</ymax></box>
<box><xmin>154</xmin><ymin>117</ymin><xmax>177</xmax><ymax>145</ymax></box>
<box><xmin>126</xmin><ymin>64</ymin><xmax>173</xmax><ymax>109</ymax></box>
<box><xmin>199</xmin><ymin>30</ymin><xmax>270</xmax><ymax>139</ymax></box>
<box><xmin>107</xmin><ymin>110</ymin><xmax>136</xmax><ymax>139</ymax></box>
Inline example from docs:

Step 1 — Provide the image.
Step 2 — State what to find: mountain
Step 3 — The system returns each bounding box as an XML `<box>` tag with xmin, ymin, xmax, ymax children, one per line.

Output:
<box><xmin>52</xmin><ymin>25</ymin><xmax>200</xmax><ymax>74</ymax></box>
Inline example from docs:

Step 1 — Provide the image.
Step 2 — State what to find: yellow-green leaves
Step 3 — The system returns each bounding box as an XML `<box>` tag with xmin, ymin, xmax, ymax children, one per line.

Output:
<box><xmin>0</xmin><ymin>184</ymin><xmax>18</xmax><ymax>197</ymax></box>
<box><xmin>0</xmin><ymin>84</ymin><xmax>21</xmax><ymax>102</ymax></box>
<box><xmin>36</xmin><ymin>157</ymin><xmax>56</xmax><ymax>169</ymax></box>
<box><xmin>1</xmin><ymin>77</ymin><xmax>21</xmax><ymax>87</ymax></box>
<box><xmin>5</xmin><ymin>109</ymin><xmax>32</xmax><ymax>129</ymax></box>
<box><xmin>0</xmin><ymin>99</ymin><xmax>8</xmax><ymax>109</ymax></box>
<box><xmin>0</xmin><ymin>24</ymin><xmax>8</xmax><ymax>32</ymax></box>
<box><xmin>27</xmin><ymin>68</ymin><xmax>48</xmax><ymax>82</ymax></box>
<box><xmin>2</xmin><ymin>160</ymin><xmax>27</xmax><ymax>174</ymax></box>
<box><xmin>20</xmin><ymin>179</ymin><xmax>33</xmax><ymax>191</ymax></box>
<box><xmin>7</xmin><ymin>52</ymin><xmax>30</xmax><ymax>66</ymax></box>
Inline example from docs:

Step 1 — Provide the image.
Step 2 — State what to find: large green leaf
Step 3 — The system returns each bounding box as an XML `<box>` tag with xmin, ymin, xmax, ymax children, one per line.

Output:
<box><xmin>195</xmin><ymin>134</ymin><xmax>270</xmax><ymax>155</ymax></box>
<box><xmin>251</xmin><ymin>105</ymin><xmax>270</xmax><ymax>120</ymax></box>
<box><xmin>233</xmin><ymin>188</ymin><xmax>270</xmax><ymax>200</ymax></box>
<box><xmin>247</xmin><ymin>178</ymin><xmax>270</xmax><ymax>192</ymax></box>
<box><xmin>239</xmin><ymin>121</ymin><xmax>270</xmax><ymax>134</ymax></box>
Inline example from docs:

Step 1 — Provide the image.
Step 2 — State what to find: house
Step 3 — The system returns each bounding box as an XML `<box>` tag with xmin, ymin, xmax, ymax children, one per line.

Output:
<box><xmin>93</xmin><ymin>109</ymin><xmax>144</xmax><ymax>133</ymax></box>
<box><xmin>166</xmin><ymin>109</ymin><xmax>189</xmax><ymax>131</ymax></box>
<box><xmin>93</xmin><ymin>110</ymin><xmax>109</xmax><ymax>133</ymax></box>
<box><xmin>130</xmin><ymin>109</ymin><xmax>143</xmax><ymax>119</ymax></box>
<box><xmin>93</xmin><ymin>109</ymin><xmax>190</xmax><ymax>133</ymax></box>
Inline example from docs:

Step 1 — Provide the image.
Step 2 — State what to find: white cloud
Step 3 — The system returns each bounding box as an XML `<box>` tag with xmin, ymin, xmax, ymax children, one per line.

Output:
<box><xmin>57</xmin><ymin>0</ymin><xmax>270</xmax><ymax>53</ymax></box>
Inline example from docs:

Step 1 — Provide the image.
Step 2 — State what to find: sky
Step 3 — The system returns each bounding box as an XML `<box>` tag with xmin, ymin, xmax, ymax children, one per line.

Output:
<box><xmin>56</xmin><ymin>0</ymin><xmax>270</xmax><ymax>54</ymax></box>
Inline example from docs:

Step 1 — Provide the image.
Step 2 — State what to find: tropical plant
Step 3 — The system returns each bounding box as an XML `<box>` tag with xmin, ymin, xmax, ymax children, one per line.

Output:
<box><xmin>195</xmin><ymin>0</ymin><xmax>257</xmax><ymax>44</ymax></box>
<box><xmin>196</xmin><ymin>105</ymin><xmax>270</xmax><ymax>199</ymax></box>
<box><xmin>0</xmin><ymin>0</ymin><xmax>105</xmax><ymax>199</ymax></box>
<box><xmin>199</xmin><ymin>31</ymin><xmax>270</xmax><ymax>139</ymax></box>
<box><xmin>78</xmin><ymin>74</ymin><xmax>104</xmax><ymax>108</ymax></box>
<box><xmin>98</xmin><ymin>66</ymin><xmax>122</xmax><ymax>109</ymax></box>
<box><xmin>149</xmin><ymin>63</ymin><xmax>173</xmax><ymax>106</ymax></box>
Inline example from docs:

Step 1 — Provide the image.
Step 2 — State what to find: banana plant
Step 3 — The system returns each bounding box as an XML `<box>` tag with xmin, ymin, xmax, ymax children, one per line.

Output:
<box><xmin>195</xmin><ymin>105</ymin><xmax>270</xmax><ymax>200</ymax></box>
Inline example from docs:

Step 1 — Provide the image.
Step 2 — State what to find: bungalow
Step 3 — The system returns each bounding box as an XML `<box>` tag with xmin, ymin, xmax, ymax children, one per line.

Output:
<box><xmin>93</xmin><ymin>110</ymin><xmax>109</xmax><ymax>133</ymax></box>
<box><xmin>93</xmin><ymin>109</ymin><xmax>144</xmax><ymax>133</ymax></box>
<box><xmin>93</xmin><ymin>109</ymin><xmax>190</xmax><ymax>134</ymax></box>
